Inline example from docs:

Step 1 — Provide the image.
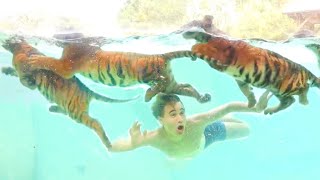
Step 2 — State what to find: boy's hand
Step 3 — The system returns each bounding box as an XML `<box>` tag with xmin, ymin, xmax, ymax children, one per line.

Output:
<box><xmin>129</xmin><ymin>121</ymin><xmax>147</xmax><ymax>147</ymax></box>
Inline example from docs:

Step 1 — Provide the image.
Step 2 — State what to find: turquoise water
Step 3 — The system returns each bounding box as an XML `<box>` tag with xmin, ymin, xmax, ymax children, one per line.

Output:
<box><xmin>0</xmin><ymin>31</ymin><xmax>320</xmax><ymax>180</ymax></box>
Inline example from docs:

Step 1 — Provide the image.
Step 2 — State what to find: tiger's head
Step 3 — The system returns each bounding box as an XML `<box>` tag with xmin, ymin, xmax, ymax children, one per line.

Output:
<box><xmin>2</xmin><ymin>37</ymin><xmax>38</xmax><ymax>89</ymax></box>
<box><xmin>183</xmin><ymin>31</ymin><xmax>236</xmax><ymax>66</ymax></box>
<box><xmin>3</xmin><ymin>37</ymin><xmax>44</xmax><ymax>59</ymax></box>
<box><xmin>2</xmin><ymin>37</ymin><xmax>25</xmax><ymax>52</ymax></box>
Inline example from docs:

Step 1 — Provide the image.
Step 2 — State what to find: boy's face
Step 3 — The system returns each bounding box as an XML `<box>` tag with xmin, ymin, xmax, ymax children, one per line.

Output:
<box><xmin>159</xmin><ymin>102</ymin><xmax>186</xmax><ymax>136</ymax></box>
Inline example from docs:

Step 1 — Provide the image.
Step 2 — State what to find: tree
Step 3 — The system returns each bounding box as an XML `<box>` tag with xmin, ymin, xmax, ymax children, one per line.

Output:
<box><xmin>231</xmin><ymin>0</ymin><xmax>297</xmax><ymax>40</ymax></box>
<box><xmin>118</xmin><ymin>0</ymin><xmax>190</xmax><ymax>31</ymax></box>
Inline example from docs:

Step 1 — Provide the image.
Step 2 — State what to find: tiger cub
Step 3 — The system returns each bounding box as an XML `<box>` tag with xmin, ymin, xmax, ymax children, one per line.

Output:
<box><xmin>183</xmin><ymin>31</ymin><xmax>320</xmax><ymax>114</ymax></box>
<box><xmin>26</xmin><ymin>41</ymin><xmax>210</xmax><ymax>103</ymax></box>
<box><xmin>2</xmin><ymin>38</ymin><xmax>138</xmax><ymax>149</ymax></box>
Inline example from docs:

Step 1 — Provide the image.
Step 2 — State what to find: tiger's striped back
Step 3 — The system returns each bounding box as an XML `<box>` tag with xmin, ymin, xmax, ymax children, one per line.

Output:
<box><xmin>229</xmin><ymin>41</ymin><xmax>318</xmax><ymax>96</ymax></box>
<box><xmin>192</xmin><ymin>37</ymin><xmax>320</xmax><ymax>97</ymax></box>
<box><xmin>80</xmin><ymin>50</ymin><xmax>194</xmax><ymax>87</ymax></box>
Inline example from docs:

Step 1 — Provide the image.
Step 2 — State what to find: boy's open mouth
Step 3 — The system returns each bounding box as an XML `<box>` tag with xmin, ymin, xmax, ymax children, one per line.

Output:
<box><xmin>177</xmin><ymin>125</ymin><xmax>184</xmax><ymax>131</ymax></box>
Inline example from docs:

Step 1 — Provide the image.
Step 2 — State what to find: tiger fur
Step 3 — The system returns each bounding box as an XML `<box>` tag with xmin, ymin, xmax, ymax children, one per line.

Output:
<box><xmin>2</xmin><ymin>38</ymin><xmax>139</xmax><ymax>149</ymax></box>
<box><xmin>26</xmin><ymin>41</ymin><xmax>211</xmax><ymax>103</ymax></box>
<box><xmin>183</xmin><ymin>31</ymin><xmax>320</xmax><ymax>114</ymax></box>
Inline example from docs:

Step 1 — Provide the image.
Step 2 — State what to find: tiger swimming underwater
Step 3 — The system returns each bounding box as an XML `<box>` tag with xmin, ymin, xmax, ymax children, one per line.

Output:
<box><xmin>2</xmin><ymin>38</ymin><xmax>139</xmax><ymax>149</ymax></box>
<box><xmin>183</xmin><ymin>31</ymin><xmax>320</xmax><ymax>115</ymax></box>
<box><xmin>26</xmin><ymin>41</ymin><xmax>211</xmax><ymax>103</ymax></box>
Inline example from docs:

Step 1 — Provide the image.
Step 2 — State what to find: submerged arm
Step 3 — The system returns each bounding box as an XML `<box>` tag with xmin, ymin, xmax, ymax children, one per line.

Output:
<box><xmin>109</xmin><ymin>138</ymin><xmax>137</xmax><ymax>152</ymax></box>
<box><xmin>190</xmin><ymin>90</ymin><xmax>271</xmax><ymax>126</ymax></box>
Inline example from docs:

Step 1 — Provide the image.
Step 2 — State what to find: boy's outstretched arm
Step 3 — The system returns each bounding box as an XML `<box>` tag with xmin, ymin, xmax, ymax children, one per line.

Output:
<box><xmin>190</xmin><ymin>90</ymin><xmax>272</xmax><ymax>126</ymax></box>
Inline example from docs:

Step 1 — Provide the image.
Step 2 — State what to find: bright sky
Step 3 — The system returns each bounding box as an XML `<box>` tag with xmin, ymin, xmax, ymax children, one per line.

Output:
<box><xmin>1</xmin><ymin>0</ymin><xmax>127</xmax><ymax>18</ymax></box>
<box><xmin>1</xmin><ymin>0</ymin><xmax>319</xmax><ymax>37</ymax></box>
<box><xmin>283</xmin><ymin>0</ymin><xmax>320</xmax><ymax>12</ymax></box>
<box><xmin>0</xmin><ymin>0</ymin><xmax>127</xmax><ymax>36</ymax></box>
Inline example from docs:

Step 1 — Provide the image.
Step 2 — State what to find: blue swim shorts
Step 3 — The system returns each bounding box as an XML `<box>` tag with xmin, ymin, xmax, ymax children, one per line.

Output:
<box><xmin>203</xmin><ymin>121</ymin><xmax>226</xmax><ymax>148</ymax></box>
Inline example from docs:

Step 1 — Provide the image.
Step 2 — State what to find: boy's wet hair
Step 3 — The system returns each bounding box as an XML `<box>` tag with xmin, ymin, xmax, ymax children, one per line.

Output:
<box><xmin>151</xmin><ymin>93</ymin><xmax>182</xmax><ymax>119</ymax></box>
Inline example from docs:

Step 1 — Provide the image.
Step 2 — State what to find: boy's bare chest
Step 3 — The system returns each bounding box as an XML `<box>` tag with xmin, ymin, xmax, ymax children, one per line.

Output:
<box><xmin>157</xmin><ymin>129</ymin><xmax>204</xmax><ymax>157</ymax></box>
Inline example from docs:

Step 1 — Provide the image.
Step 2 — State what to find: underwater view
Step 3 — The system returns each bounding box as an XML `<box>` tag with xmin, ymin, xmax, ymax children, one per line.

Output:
<box><xmin>1</xmin><ymin>0</ymin><xmax>320</xmax><ymax>180</ymax></box>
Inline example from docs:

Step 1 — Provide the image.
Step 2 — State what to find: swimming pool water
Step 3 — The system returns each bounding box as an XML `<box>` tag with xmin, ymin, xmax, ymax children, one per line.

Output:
<box><xmin>0</xmin><ymin>31</ymin><xmax>320</xmax><ymax>180</ymax></box>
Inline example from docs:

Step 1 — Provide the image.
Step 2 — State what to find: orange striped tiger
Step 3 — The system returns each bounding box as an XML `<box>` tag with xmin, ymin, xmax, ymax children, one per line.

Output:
<box><xmin>26</xmin><ymin>41</ymin><xmax>210</xmax><ymax>103</ymax></box>
<box><xmin>2</xmin><ymin>38</ymin><xmax>138</xmax><ymax>149</ymax></box>
<box><xmin>183</xmin><ymin>31</ymin><xmax>320</xmax><ymax>114</ymax></box>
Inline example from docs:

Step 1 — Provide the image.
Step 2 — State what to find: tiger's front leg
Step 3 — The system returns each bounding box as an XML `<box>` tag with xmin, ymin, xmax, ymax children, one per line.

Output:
<box><xmin>170</xmin><ymin>83</ymin><xmax>211</xmax><ymax>103</ymax></box>
<box><xmin>145</xmin><ymin>75</ymin><xmax>170</xmax><ymax>102</ymax></box>
<box><xmin>264</xmin><ymin>95</ymin><xmax>295</xmax><ymax>115</ymax></box>
<box><xmin>236</xmin><ymin>80</ymin><xmax>256</xmax><ymax>108</ymax></box>
<box><xmin>27</xmin><ymin>56</ymin><xmax>74</xmax><ymax>79</ymax></box>
<box><xmin>145</xmin><ymin>83</ymin><xmax>164</xmax><ymax>102</ymax></box>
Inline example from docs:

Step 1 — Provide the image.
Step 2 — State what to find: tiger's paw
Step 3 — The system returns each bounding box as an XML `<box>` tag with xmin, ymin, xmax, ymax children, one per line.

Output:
<box><xmin>49</xmin><ymin>105</ymin><xmax>60</xmax><ymax>113</ymax></box>
<box><xmin>264</xmin><ymin>108</ymin><xmax>275</xmax><ymax>115</ymax></box>
<box><xmin>198</xmin><ymin>93</ymin><xmax>211</xmax><ymax>103</ymax></box>
<box><xmin>1</xmin><ymin>67</ymin><xmax>15</xmax><ymax>76</ymax></box>
<box><xmin>49</xmin><ymin>105</ymin><xmax>67</xmax><ymax>115</ymax></box>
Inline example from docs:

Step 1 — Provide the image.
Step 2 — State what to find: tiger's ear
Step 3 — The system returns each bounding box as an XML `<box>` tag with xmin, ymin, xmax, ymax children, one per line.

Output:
<box><xmin>223</xmin><ymin>46</ymin><xmax>235</xmax><ymax>59</ymax></box>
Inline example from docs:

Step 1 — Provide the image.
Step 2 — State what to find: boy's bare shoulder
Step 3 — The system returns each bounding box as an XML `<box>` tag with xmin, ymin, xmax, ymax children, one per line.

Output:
<box><xmin>144</xmin><ymin>129</ymin><xmax>161</xmax><ymax>145</ymax></box>
<box><xmin>146</xmin><ymin>129</ymin><xmax>172</xmax><ymax>149</ymax></box>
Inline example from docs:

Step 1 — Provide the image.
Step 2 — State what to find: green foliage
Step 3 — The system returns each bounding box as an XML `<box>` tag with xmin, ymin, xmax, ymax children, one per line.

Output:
<box><xmin>0</xmin><ymin>15</ymin><xmax>44</xmax><ymax>32</ymax></box>
<box><xmin>118</xmin><ymin>0</ymin><xmax>190</xmax><ymax>30</ymax></box>
<box><xmin>0</xmin><ymin>15</ymin><xmax>83</xmax><ymax>33</ymax></box>
<box><xmin>118</xmin><ymin>0</ymin><xmax>298</xmax><ymax>39</ymax></box>
<box><xmin>188</xmin><ymin>0</ymin><xmax>235</xmax><ymax>29</ymax></box>
<box><xmin>230</xmin><ymin>0</ymin><xmax>298</xmax><ymax>40</ymax></box>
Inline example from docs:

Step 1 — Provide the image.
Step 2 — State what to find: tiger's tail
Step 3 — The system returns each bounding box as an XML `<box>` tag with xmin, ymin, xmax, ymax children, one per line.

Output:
<box><xmin>162</xmin><ymin>50</ymin><xmax>197</xmax><ymax>61</ymax></box>
<box><xmin>311</xmin><ymin>77</ymin><xmax>320</xmax><ymax>89</ymax></box>
<box><xmin>307</xmin><ymin>71</ymin><xmax>320</xmax><ymax>89</ymax></box>
<box><xmin>76</xmin><ymin>78</ymin><xmax>140</xmax><ymax>103</ymax></box>
<box><xmin>305</xmin><ymin>43</ymin><xmax>320</xmax><ymax>56</ymax></box>
<box><xmin>182</xmin><ymin>31</ymin><xmax>213</xmax><ymax>43</ymax></box>
<box><xmin>305</xmin><ymin>43</ymin><xmax>320</xmax><ymax>69</ymax></box>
